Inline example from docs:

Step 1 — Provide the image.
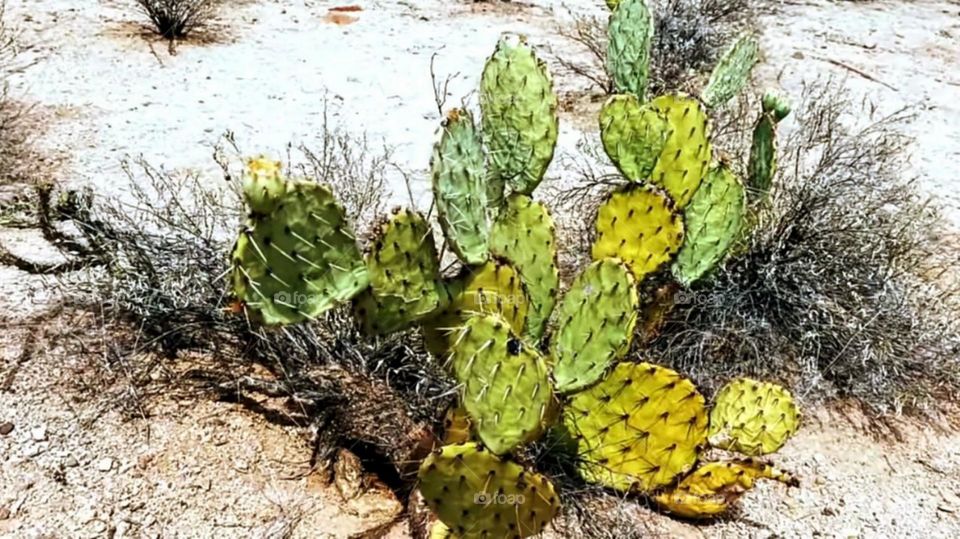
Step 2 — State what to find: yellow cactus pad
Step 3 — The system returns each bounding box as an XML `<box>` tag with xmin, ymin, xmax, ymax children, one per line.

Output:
<box><xmin>654</xmin><ymin>458</ymin><xmax>798</xmax><ymax>519</ymax></box>
<box><xmin>592</xmin><ymin>185</ymin><xmax>684</xmax><ymax>282</ymax></box>
<box><xmin>563</xmin><ymin>362</ymin><xmax>708</xmax><ymax>492</ymax></box>
<box><xmin>709</xmin><ymin>378</ymin><xmax>801</xmax><ymax>456</ymax></box>
<box><xmin>649</xmin><ymin>94</ymin><xmax>712</xmax><ymax>208</ymax></box>
<box><xmin>441</xmin><ymin>405</ymin><xmax>473</xmax><ymax>445</ymax></box>
<box><xmin>421</xmin><ymin>260</ymin><xmax>529</xmax><ymax>357</ymax></box>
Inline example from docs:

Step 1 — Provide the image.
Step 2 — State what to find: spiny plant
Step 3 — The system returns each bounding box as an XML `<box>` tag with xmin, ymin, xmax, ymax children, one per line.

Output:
<box><xmin>226</xmin><ymin>27</ymin><xmax>802</xmax><ymax>534</ymax></box>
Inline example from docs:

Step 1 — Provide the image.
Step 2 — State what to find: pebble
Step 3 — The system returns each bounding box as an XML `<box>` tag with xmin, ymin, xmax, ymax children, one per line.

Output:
<box><xmin>31</xmin><ymin>425</ymin><xmax>47</xmax><ymax>442</ymax></box>
<box><xmin>23</xmin><ymin>444</ymin><xmax>44</xmax><ymax>458</ymax></box>
<box><xmin>97</xmin><ymin>457</ymin><xmax>115</xmax><ymax>472</ymax></box>
<box><xmin>63</xmin><ymin>456</ymin><xmax>79</xmax><ymax>468</ymax></box>
<box><xmin>0</xmin><ymin>507</ymin><xmax>10</xmax><ymax>520</ymax></box>
<box><xmin>0</xmin><ymin>422</ymin><xmax>13</xmax><ymax>435</ymax></box>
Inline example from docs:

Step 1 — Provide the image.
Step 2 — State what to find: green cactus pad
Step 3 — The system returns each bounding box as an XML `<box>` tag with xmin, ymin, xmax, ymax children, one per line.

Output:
<box><xmin>762</xmin><ymin>90</ymin><xmax>792</xmax><ymax>122</ymax></box>
<box><xmin>418</xmin><ymin>442</ymin><xmax>561</xmax><ymax>538</ymax></box>
<box><xmin>446</xmin><ymin>314</ymin><xmax>554</xmax><ymax>454</ymax></box>
<box><xmin>708</xmin><ymin>378</ymin><xmax>801</xmax><ymax>456</ymax></box>
<box><xmin>563</xmin><ymin>362</ymin><xmax>708</xmax><ymax>492</ymax></box>
<box><xmin>649</xmin><ymin>94</ymin><xmax>712</xmax><ymax>208</ymax></box>
<box><xmin>599</xmin><ymin>94</ymin><xmax>671</xmax><ymax>182</ymax></box>
<box><xmin>702</xmin><ymin>33</ymin><xmax>760</xmax><ymax>109</ymax></box>
<box><xmin>654</xmin><ymin>458</ymin><xmax>798</xmax><ymax>519</ymax></box>
<box><xmin>672</xmin><ymin>165</ymin><xmax>746</xmax><ymax>286</ymax></box>
<box><xmin>592</xmin><ymin>184</ymin><xmax>684</xmax><ymax>282</ymax></box>
<box><xmin>432</xmin><ymin>109</ymin><xmax>491</xmax><ymax>265</ymax></box>
<box><xmin>607</xmin><ymin>0</ymin><xmax>654</xmax><ymax>100</ymax></box>
<box><xmin>489</xmin><ymin>194</ymin><xmax>559</xmax><ymax>341</ymax></box>
<box><xmin>421</xmin><ymin>260</ymin><xmax>529</xmax><ymax>357</ymax></box>
<box><xmin>551</xmin><ymin>258</ymin><xmax>639</xmax><ymax>394</ymax></box>
<box><xmin>748</xmin><ymin>112</ymin><xmax>778</xmax><ymax>200</ymax></box>
<box><xmin>604</xmin><ymin>0</ymin><xmax>621</xmax><ymax>9</ymax></box>
<box><xmin>353</xmin><ymin>208</ymin><xmax>441</xmax><ymax>335</ymax></box>
<box><xmin>480</xmin><ymin>34</ymin><xmax>559</xmax><ymax>195</ymax></box>
<box><xmin>231</xmin><ymin>158</ymin><xmax>368</xmax><ymax>325</ymax></box>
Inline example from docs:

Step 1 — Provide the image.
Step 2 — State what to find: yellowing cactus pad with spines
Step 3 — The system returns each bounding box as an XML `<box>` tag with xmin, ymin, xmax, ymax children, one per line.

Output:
<box><xmin>592</xmin><ymin>185</ymin><xmax>684</xmax><ymax>282</ymax></box>
<box><xmin>551</xmin><ymin>258</ymin><xmax>639</xmax><ymax>394</ymax></box>
<box><xmin>563</xmin><ymin>362</ymin><xmax>708</xmax><ymax>492</ymax></box>
<box><xmin>431</xmin><ymin>108</ymin><xmax>491</xmax><ymax>265</ymax></box>
<box><xmin>231</xmin><ymin>161</ymin><xmax>368</xmax><ymax>325</ymax></box>
<box><xmin>429</xmin><ymin>521</ymin><xmax>459</xmax><ymax>539</ymax></box>
<box><xmin>654</xmin><ymin>458</ymin><xmax>799</xmax><ymax>519</ymax></box>
<box><xmin>421</xmin><ymin>260</ymin><xmax>529</xmax><ymax>357</ymax></box>
<box><xmin>709</xmin><ymin>378</ymin><xmax>801</xmax><ymax>456</ymax></box>
<box><xmin>489</xmin><ymin>194</ymin><xmax>559</xmax><ymax>341</ymax></box>
<box><xmin>599</xmin><ymin>94</ymin><xmax>671</xmax><ymax>182</ymax></box>
<box><xmin>442</xmin><ymin>405</ymin><xmax>473</xmax><ymax>445</ymax></box>
<box><xmin>353</xmin><ymin>208</ymin><xmax>441</xmax><ymax>335</ymax></box>
<box><xmin>480</xmin><ymin>34</ymin><xmax>559</xmax><ymax>195</ymax></box>
<box><xmin>649</xmin><ymin>94</ymin><xmax>712</xmax><ymax>208</ymax></box>
<box><xmin>418</xmin><ymin>442</ymin><xmax>561</xmax><ymax>538</ymax></box>
<box><xmin>672</xmin><ymin>165</ymin><xmax>746</xmax><ymax>286</ymax></box>
<box><xmin>446</xmin><ymin>314</ymin><xmax>554</xmax><ymax>454</ymax></box>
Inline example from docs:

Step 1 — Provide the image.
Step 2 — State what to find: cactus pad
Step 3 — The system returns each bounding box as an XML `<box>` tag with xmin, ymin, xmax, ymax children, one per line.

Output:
<box><xmin>672</xmin><ymin>165</ymin><xmax>746</xmax><ymax>286</ymax></box>
<box><xmin>607</xmin><ymin>0</ymin><xmax>654</xmax><ymax>100</ymax></box>
<box><xmin>418</xmin><ymin>442</ymin><xmax>561</xmax><ymax>538</ymax></box>
<box><xmin>353</xmin><ymin>209</ymin><xmax>441</xmax><ymax>334</ymax></box>
<box><xmin>431</xmin><ymin>108</ymin><xmax>490</xmax><ymax>265</ymax></box>
<box><xmin>563</xmin><ymin>362</ymin><xmax>708</xmax><ymax>492</ymax></box>
<box><xmin>422</xmin><ymin>260</ymin><xmax>529</xmax><ymax>357</ymax></box>
<box><xmin>762</xmin><ymin>90</ymin><xmax>792</xmax><ymax>122</ymax></box>
<box><xmin>231</xmin><ymin>159</ymin><xmax>368</xmax><ymax>325</ymax></box>
<box><xmin>489</xmin><ymin>194</ymin><xmax>559</xmax><ymax>341</ymax></box>
<box><xmin>480</xmin><ymin>35</ymin><xmax>559</xmax><ymax>195</ymax></box>
<box><xmin>702</xmin><ymin>34</ymin><xmax>760</xmax><ymax>109</ymax></box>
<box><xmin>599</xmin><ymin>94</ymin><xmax>671</xmax><ymax>182</ymax></box>
<box><xmin>429</xmin><ymin>522</ymin><xmax>458</xmax><ymax>539</ymax></box>
<box><xmin>592</xmin><ymin>185</ymin><xmax>684</xmax><ymax>282</ymax></box>
<box><xmin>442</xmin><ymin>405</ymin><xmax>473</xmax><ymax>445</ymax></box>
<box><xmin>654</xmin><ymin>458</ymin><xmax>798</xmax><ymax>519</ymax></box>
<box><xmin>447</xmin><ymin>314</ymin><xmax>554</xmax><ymax>454</ymax></box>
<box><xmin>709</xmin><ymin>378</ymin><xmax>801</xmax><ymax>456</ymax></box>
<box><xmin>649</xmin><ymin>94</ymin><xmax>712</xmax><ymax>208</ymax></box>
<box><xmin>551</xmin><ymin>258</ymin><xmax>639</xmax><ymax>394</ymax></box>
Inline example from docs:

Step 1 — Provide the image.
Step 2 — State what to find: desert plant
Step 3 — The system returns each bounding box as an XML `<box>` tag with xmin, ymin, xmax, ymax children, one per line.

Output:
<box><xmin>135</xmin><ymin>0</ymin><xmax>217</xmax><ymax>39</ymax></box>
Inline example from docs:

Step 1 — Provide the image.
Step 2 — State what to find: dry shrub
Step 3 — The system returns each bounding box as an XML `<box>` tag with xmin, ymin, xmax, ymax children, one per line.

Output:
<box><xmin>0</xmin><ymin>0</ymin><xmax>33</xmax><ymax>186</ymax></box>
<box><xmin>135</xmin><ymin>0</ymin><xmax>218</xmax><ymax>39</ymax></box>
<box><xmin>646</xmin><ymin>79</ymin><xmax>960</xmax><ymax>415</ymax></box>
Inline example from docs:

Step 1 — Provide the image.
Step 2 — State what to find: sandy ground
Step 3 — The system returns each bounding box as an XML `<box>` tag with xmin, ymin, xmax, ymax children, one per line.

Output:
<box><xmin>2</xmin><ymin>0</ymin><xmax>960</xmax><ymax>537</ymax></box>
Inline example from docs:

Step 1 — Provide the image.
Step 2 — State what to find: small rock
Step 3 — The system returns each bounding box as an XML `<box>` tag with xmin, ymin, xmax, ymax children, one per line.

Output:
<box><xmin>0</xmin><ymin>507</ymin><xmax>10</xmax><ymax>520</ymax></box>
<box><xmin>31</xmin><ymin>425</ymin><xmax>47</xmax><ymax>442</ymax></box>
<box><xmin>0</xmin><ymin>422</ymin><xmax>13</xmax><ymax>435</ymax></box>
<box><xmin>63</xmin><ymin>456</ymin><xmax>79</xmax><ymax>468</ymax></box>
<box><xmin>23</xmin><ymin>444</ymin><xmax>44</xmax><ymax>458</ymax></box>
<box><xmin>96</xmin><ymin>457</ymin><xmax>115</xmax><ymax>472</ymax></box>
<box><xmin>822</xmin><ymin>506</ymin><xmax>838</xmax><ymax>516</ymax></box>
<box><xmin>792</xmin><ymin>51</ymin><xmax>805</xmax><ymax>60</ymax></box>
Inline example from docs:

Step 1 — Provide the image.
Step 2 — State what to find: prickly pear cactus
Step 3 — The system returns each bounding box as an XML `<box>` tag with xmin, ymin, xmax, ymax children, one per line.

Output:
<box><xmin>592</xmin><ymin>184</ymin><xmax>684</xmax><ymax>282</ymax></box>
<box><xmin>421</xmin><ymin>260</ymin><xmax>529</xmax><ymax>357</ymax></box>
<box><xmin>231</xmin><ymin>158</ymin><xmax>368</xmax><ymax>325</ymax></box>
<box><xmin>442</xmin><ymin>405</ymin><xmax>473</xmax><ymax>445</ymax></box>
<box><xmin>446</xmin><ymin>314</ymin><xmax>554</xmax><ymax>454</ymax></box>
<box><xmin>489</xmin><ymin>194</ymin><xmax>559</xmax><ymax>341</ymax></box>
<box><xmin>702</xmin><ymin>33</ymin><xmax>760</xmax><ymax>109</ymax></box>
<box><xmin>654</xmin><ymin>458</ymin><xmax>798</xmax><ymax>519</ymax></box>
<box><xmin>480</xmin><ymin>35</ymin><xmax>559</xmax><ymax>195</ymax></box>
<box><xmin>607</xmin><ymin>0</ymin><xmax>654</xmax><ymax>100</ymax></box>
<box><xmin>604</xmin><ymin>0</ymin><xmax>621</xmax><ymax>9</ymax></box>
<box><xmin>428</xmin><ymin>522</ymin><xmax>457</xmax><ymax>539</ymax></box>
<box><xmin>551</xmin><ymin>258</ymin><xmax>639</xmax><ymax>394</ymax></box>
<box><xmin>672</xmin><ymin>165</ymin><xmax>746</xmax><ymax>286</ymax></box>
<box><xmin>748</xmin><ymin>92</ymin><xmax>790</xmax><ymax>200</ymax></box>
<box><xmin>599</xmin><ymin>94</ymin><xmax>671</xmax><ymax>182</ymax></box>
<box><xmin>649</xmin><ymin>94</ymin><xmax>712</xmax><ymax>208</ymax></box>
<box><xmin>431</xmin><ymin>109</ymin><xmax>490</xmax><ymax>265</ymax></box>
<box><xmin>709</xmin><ymin>378</ymin><xmax>801</xmax><ymax>456</ymax></box>
<box><xmin>418</xmin><ymin>442</ymin><xmax>561</xmax><ymax>538</ymax></box>
<box><xmin>353</xmin><ymin>209</ymin><xmax>441</xmax><ymax>335</ymax></box>
<box><xmin>762</xmin><ymin>90</ymin><xmax>792</xmax><ymax>122</ymax></box>
<box><xmin>563</xmin><ymin>362</ymin><xmax>708</xmax><ymax>492</ymax></box>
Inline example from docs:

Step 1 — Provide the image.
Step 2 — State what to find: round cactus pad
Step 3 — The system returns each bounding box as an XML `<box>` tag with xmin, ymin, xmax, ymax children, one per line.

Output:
<box><xmin>649</xmin><ymin>94</ymin><xmax>712</xmax><ymax>208</ymax></box>
<box><xmin>600</xmin><ymin>94</ymin><xmax>671</xmax><ymax>182</ymax></box>
<box><xmin>708</xmin><ymin>378</ymin><xmax>801</xmax><ymax>456</ymax></box>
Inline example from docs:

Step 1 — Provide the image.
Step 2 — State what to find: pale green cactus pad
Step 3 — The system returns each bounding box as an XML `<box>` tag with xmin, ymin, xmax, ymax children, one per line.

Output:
<box><xmin>673</xmin><ymin>165</ymin><xmax>746</xmax><ymax>286</ymax></box>
<box><xmin>551</xmin><ymin>258</ymin><xmax>639</xmax><ymax>394</ymax></box>
<box><xmin>650</xmin><ymin>94</ymin><xmax>712</xmax><ymax>208</ymax></box>
<box><xmin>446</xmin><ymin>314</ymin><xmax>554</xmax><ymax>454</ymax></box>
<box><xmin>231</xmin><ymin>158</ymin><xmax>368</xmax><ymax>325</ymax></box>
<box><xmin>599</xmin><ymin>94</ymin><xmax>671</xmax><ymax>182</ymax></box>
<box><xmin>418</xmin><ymin>442</ymin><xmax>561</xmax><ymax>538</ymax></box>
<box><xmin>607</xmin><ymin>0</ymin><xmax>654</xmax><ymax>100</ymax></box>
<box><xmin>480</xmin><ymin>34</ymin><xmax>558</xmax><ymax>195</ymax></box>
<box><xmin>708</xmin><ymin>378</ymin><xmax>801</xmax><ymax>456</ymax></box>
<box><xmin>489</xmin><ymin>194</ymin><xmax>559</xmax><ymax>341</ymax></box>
<box><xmin>353</xmin><ymin>208</ymin><xmax>441</xmax><ymax>335</ymax></box>
<box><xmin>702</xmin><ymin>33</ymin><xmax>760</xmax><ymax>109</ymax></box>
<box><xmin>431</xmin><ymin>108</ymin><xmax>490</xmax><ymax>265</ymax></box>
